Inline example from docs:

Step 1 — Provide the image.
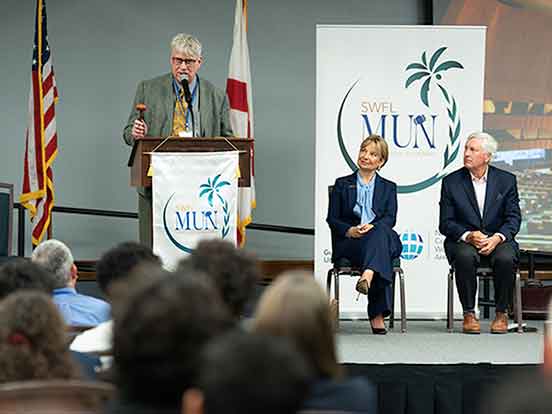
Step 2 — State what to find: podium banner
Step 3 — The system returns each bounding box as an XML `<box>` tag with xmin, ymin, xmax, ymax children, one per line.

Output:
<box><xmin>315</xmin><ymin>25</ymin><xmax>485</xmax><ymax>318</ymax></box>
<box><xmin>152</xmin><ymin>151</ymin><xmax>239</xmax><ymax>269</ymax></box>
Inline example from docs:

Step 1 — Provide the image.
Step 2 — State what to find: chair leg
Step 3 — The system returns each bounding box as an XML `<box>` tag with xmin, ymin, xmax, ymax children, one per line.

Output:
<box><xmin>399</xmin><ymin>268</ymin><xmax>406</xmax><ymax>333</ymax></box>
<box><xmin>334</xmin><ymin>270</ymin><xmax>340</xmax><ymax>329</ymax></box>
<box><xmin>326</xmin><ymin>268</ymin><xmax>333</xmax><ymax>297</ymax></box>
<box><xmin>482</xmin><ymin>278</ymin><xmax>491</xmax><ymax>319</ymax></box>
<box><xmin>389</xmin><ymin>272</ymin><xmax>396</xmax><ymax>330</ymax></box>
<box><xmin>447</xmin><ymin>268</ymin><xmax>454</xmax><ymax>332</ymax></box>
<box><xmin>515</xmin><ymin>270</ymin><xmax>523</xmax><ymax>334</ymax></box>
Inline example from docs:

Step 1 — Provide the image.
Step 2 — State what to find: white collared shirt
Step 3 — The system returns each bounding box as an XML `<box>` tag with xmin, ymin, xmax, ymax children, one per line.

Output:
<box><xmin>460</xmin><ymin>167</ymin><xmax>505</xmax><ymax>243</ymax></box>
<box><xmin>470</xmin><ymin>169</ymin><xmax>488</xmax><ymax>217</ymax></box>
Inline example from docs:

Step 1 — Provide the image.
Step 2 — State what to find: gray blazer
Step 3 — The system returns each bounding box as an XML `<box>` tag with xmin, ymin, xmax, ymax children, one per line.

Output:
<box><xmin>123</xmin><ymin>73</ymin><xmax>233</xmax><ymax>145</ymax></box>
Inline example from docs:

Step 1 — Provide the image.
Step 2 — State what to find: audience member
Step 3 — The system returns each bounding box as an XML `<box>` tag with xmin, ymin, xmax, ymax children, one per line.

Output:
<box><xmin>32</xmin><ymin>239</ymin><xmax>110</xmax><ymax>327</ymax></box>
<box><xmin>480</xmin><ymin>370</ymin><xmax>552</xmax><ymax>414</ymax></box>
<box><xmin>70</xmin><ymin>241</ymin><xmax>162</xmax><ymax>353</ymax></box>
<box><xmin>177</xmin><ymin>239</ymin><xmax>259</xmax><ymax>319</ymax></box>
<box><xmin>0</xmin><ymin>291</ymin><xmax>79</xmax><ymax>383</ymax></box>
<box><xmin>95</xmin><ymin>241</ymin><xmax>162</xmax><ymax>296</ymax></box>
<box><xmin>182</xmin><ymin>331</ymin><xmax>312</xmax><ymax>414</ymax></box>
<box><xmin>108</xmin><ymin>267</ymin><xmax>232</xmax><ymax>413</ymax></box>
<box><xmin>253</xmin><ymin>271</ymin><xmax>379</xmax><ymax>413</ymax></box>
<box><xmin>0</xmin><ymin>257</ymin><xmax>101</xmax><ymax>379</ymax></box>
<box><xmin>0</xmin><ymin>257</ymin><xmax>55</xmax><ymax>299</ymax></box>
<box><xmin>545</xmin><ymin>297</ymin><xmax>552</xmax><ymax>375</ymax></box>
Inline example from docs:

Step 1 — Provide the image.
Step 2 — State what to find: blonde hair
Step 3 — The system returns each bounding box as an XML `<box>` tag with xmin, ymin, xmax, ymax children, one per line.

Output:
<box><xmin>252</xmin><ymin>271</ymin><xmax>341</xmax><ymax>379</ymax></box>
<box><xmin>360</xmin><ymin>134</ymin><xmax>389</xmax><ymax>167</ymax></box>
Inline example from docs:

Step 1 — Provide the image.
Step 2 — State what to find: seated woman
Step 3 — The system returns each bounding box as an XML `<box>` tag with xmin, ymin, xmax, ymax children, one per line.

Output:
<box><xmin>252</xmin><ymin>271</ymin><xmax>378</xmax><ymax>413</ymax></box>
<box><xmin>0</xmin><ymin>291</ymin><xmax>78</xmax><ymax>382</ymax></box>
<box><xmin>326</xmin><ymin>134</ymin><xmax>402</xmax><ymax>334</ymax></box>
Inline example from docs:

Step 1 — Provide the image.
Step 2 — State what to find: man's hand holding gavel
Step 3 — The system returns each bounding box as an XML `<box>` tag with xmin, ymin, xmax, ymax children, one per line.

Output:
<box><xmin>131</xmin><ymin>104</ymin><xmax>148</xmax><ymax>139</ymax></box>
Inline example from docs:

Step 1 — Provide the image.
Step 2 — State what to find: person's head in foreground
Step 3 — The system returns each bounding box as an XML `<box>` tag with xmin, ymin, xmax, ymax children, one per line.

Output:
<box><xmin>0</xmin><ymin>257</ymin><xmax>55</xmax><ymax>300</ymax></box>
<box><xmin>545</xmin><ymin>297</ymin><xmax>552</xmax><ymax>375</ymax></box>
<box><xmin>31</xmin><ymin>239</ymin><xmax>77</xmax><ymax>289</ymax></box>
<box><xmin>480</xmin><ymin>370</ymin><xmax>552</xmax><ymax>414</ymax></box>
<box><xmin>252</xmin><ymin>270</ymin><xmax>342</xmax><ymax>379</ymax></box>
<box><xmin>95</xmin><ymin>241</ymin><xmax>162</xmax><ymax>298</ymax></box>
<box><xmin>182</xmin><ymin>331</ymin><xmax>312</xmax><ymax>414</ymax></box>
<box><xmin>177</xmin><ymin>239</ymin><xmax>259</xmax><ymax>319</ymax></box>
<box><xmin>0</xmin><ymin>291</ymin><xmax>78</xmax><ymax>382</ymax></box>
<box><xmin>112</xmin><ymin>267</ymin><xmax>231</xmax><ymax>410</ymax></box>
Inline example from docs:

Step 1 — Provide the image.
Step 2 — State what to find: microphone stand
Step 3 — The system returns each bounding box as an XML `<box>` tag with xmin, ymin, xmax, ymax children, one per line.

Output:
<box><xmin>181</xmin><ymin>77</ymin><xmax>196</xmax><ymax>137</ymax></box>
<box><xmin>186</xmin><ymin>95</ymin><xmax>196</xmax><ymax>137</ymax></box>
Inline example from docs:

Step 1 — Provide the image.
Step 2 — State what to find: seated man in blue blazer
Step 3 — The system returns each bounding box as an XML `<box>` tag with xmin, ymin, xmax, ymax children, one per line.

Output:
<box><xmin>439</xmin><ymin>132</ymin><xmax>521</xmax><ymax>334</ymax></box>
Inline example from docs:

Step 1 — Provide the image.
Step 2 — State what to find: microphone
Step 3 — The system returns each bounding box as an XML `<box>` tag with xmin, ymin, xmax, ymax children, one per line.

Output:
<box><xmin>178</xmin><ymin>74</ymin><xmax>195</xmax><ymax>136</ymax></box>
<box><xmin>179</xmin><ymin>75</ymin><xmax>192</xmax><ymax>104</ymax></box>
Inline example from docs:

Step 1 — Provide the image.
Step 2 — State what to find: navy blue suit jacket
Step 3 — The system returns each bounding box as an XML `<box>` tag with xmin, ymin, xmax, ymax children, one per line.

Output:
<box><xmin>327</xmin><ymin>172</ymin><xmax>400</xmax><ymax>262</ymax></box>
<box><xmin>439</xmin><ymin>165</ymin><xmax>521</xmax><ymax>255</ymax></box>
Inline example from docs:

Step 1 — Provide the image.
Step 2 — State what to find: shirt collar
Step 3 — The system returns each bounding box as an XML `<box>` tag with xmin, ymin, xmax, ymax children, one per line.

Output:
<box><xmin>172</xmin><ymin>75</ymin><xmax>198</xmax><ymax>95</ymax></box>
<box><xmin>356</xmin><ymin>171</ymin><xmax>377</xmax><ymax>188</ymax></box>
<box><xmin>470</xmin><ymin>167</ymin><xmax>488</xmax><ymax>183</ymax></box>
<box><xmin>53</xmin><ymin>287</ymin><xmax>77</xmax><ymax>295</ymax></box>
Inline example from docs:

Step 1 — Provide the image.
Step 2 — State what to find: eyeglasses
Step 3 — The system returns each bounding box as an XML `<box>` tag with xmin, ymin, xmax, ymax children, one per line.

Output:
<box><xmin>171</xmin><ymin>57</ymin><xmax>199</xmax><ymax>67</ymax></box>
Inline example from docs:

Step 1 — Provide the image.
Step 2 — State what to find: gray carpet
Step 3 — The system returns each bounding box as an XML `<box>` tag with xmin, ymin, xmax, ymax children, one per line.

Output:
<box><xmin>337</xmin><ymin>320</ymin><xmax>544</xmax><ymax>364</ymax></box>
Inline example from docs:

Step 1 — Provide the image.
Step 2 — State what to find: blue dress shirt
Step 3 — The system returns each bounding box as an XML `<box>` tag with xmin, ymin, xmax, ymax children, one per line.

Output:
<box><xmin>52</xmin><ymin>287</ymin><xmax>111</xmax><ymax>327</ymax></box>
<box><xmin>353</xmin><ymin>172</ymin><xmax>376</xmax><ymax>224</ymax></box>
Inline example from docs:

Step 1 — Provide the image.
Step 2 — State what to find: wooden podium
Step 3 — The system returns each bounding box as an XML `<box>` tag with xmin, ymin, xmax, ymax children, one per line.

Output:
<box><xmin>127</xmin><ymin>136</ymin><xmax>254</xmax><ymax>246</ymax></box>
<box><xmin>128</xmin><ymin>137</ymin><xmax>254</xmax><ymax>188</ymax></box>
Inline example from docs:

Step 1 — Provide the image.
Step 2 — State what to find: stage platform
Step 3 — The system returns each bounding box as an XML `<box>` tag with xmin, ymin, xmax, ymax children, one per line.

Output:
<box><xmin>337</xmin><ymin>320</ymin><xmax>544</xmax><ymax>364</ymax></box>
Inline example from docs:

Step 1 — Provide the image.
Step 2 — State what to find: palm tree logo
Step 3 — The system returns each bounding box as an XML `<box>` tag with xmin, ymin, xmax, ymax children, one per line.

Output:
<box><xmin>199</xmin><ymin>174</ymin><xmax>230</xmax><ymax>207</ymax></box>
<box><xmin>405</xmin><ymin>47</ymin><xmax>463</xmax><ymax>108</ymax></box>
<box><xmin>199</xmin><ymin>174</ymin><xmax>231</xmax><ymax>238</ymax></box>
<box><xmin>405</xmin><ymin>46</ymin><xmax>464</xmax><ymax>173</ymax></box>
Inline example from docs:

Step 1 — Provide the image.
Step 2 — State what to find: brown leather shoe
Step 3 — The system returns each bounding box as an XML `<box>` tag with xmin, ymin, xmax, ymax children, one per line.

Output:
<box><xmin>463</xmin><ymin>312</ymin><xmax>481</xmax><ymax>334</ymax></box>
<box><xmin>490</xmin><ymin>311</ymin><xmax>509</xmax><ymax>334</ymax></box>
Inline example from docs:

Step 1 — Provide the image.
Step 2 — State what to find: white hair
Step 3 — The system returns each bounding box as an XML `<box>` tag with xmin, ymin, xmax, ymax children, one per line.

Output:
<box><xmin>170</xmin><ymin>33</ymin><xmax>202</xmax><ymax>58</ymax></box>
<box><xmin>466</xmin><ymin>131</ymin><xmax>498</xmax><ymax>158</ymax></box>
<box><xmin>31</xmin><ymin>239</ymin><xmax>73</xmax><ymax>288</ymax></box>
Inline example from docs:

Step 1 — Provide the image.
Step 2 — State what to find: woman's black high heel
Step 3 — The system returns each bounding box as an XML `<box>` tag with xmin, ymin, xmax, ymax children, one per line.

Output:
<box><xmin>370</xmin><ymin>317</ymin><xmax>387</xmax><ymax>335</ymax></box>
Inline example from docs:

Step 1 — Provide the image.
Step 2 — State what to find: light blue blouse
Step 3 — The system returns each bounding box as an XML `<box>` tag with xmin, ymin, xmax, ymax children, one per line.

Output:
<box><xmin>353</xmin><ymin>172</ymin><xmax>376</xmax><ymax>224</ymax></box>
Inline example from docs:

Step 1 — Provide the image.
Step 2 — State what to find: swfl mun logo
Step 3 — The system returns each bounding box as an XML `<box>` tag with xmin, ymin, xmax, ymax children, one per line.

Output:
<box><xmin>400</xmin><ymin>231</ymin><xmax>424</xmax><ymax>261</ymax></box>
<box><xmin>337</xmin><ymin>47</ymin><xmax>464</xmax><ymax>193</ymax></box>
<box><xmin>163</xmin><ymin>174</ymin><xmax>231</xmax><ymax>253</ymax></box>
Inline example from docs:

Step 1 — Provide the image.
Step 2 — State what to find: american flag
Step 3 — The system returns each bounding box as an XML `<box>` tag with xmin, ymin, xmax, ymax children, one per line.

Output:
<box><xmin>20</xmin><ymin>0</ymin><xmax>58</xmax><ymax>246</ymax></box>
<box><xmin>227</xmin><ymin>0</ymin><xmax>256</xmax><ymax>247</ymax></box>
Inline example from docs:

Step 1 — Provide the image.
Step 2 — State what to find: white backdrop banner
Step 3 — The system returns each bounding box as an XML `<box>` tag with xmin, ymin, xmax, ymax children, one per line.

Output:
<box><xmin>315</xmin><ymin>25</ymin><xmax>486</xmax><ymax>318</ymax></box>
<box><xmin>152</xmin><ymin>151</ymin><xmax>239</xmax><ymax>269</ymax></box>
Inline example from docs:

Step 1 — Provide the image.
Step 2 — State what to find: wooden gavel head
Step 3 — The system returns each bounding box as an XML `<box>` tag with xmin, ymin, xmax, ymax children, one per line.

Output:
<box><xmin>136</xmin><ymin>103</ymin><xmax>147</xmax><ymax>121</ymax></box>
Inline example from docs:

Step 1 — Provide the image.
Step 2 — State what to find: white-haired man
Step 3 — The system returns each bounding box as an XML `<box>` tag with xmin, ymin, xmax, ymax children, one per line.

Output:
<box><xmin>32</xmin><ymin>239</ymin><xmax>110</xmax><ymax>327</ymax></box>
<box><xmin>123</xmin><ymin>33</ymin><xmax>233</xmax><ymax>246</ymax></box>
<box><xmin>439</xmin><ymin>132</ymin><xmax>521</xmax><ymax>334</ymax></box>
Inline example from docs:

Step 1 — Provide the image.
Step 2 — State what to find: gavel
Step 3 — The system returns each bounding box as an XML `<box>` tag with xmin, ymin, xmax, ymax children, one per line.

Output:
<box><xmin>136</xmin><ymin>103</ymin><xmax>147</xmax><ymax>121</ymax></box>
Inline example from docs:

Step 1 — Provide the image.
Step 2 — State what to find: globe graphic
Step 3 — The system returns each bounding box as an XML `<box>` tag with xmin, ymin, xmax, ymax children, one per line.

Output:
<box><xmin>400</xmin><ymin>232</ymin><xmax>424</xmax><ymax>260</ymax></box>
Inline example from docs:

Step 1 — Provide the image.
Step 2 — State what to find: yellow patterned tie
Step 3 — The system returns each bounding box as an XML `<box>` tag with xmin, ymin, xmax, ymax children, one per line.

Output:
<box><xmin>171</xmin><ymin>89</ymin><xmax>188</xmax><ymax>136</ymax></box>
